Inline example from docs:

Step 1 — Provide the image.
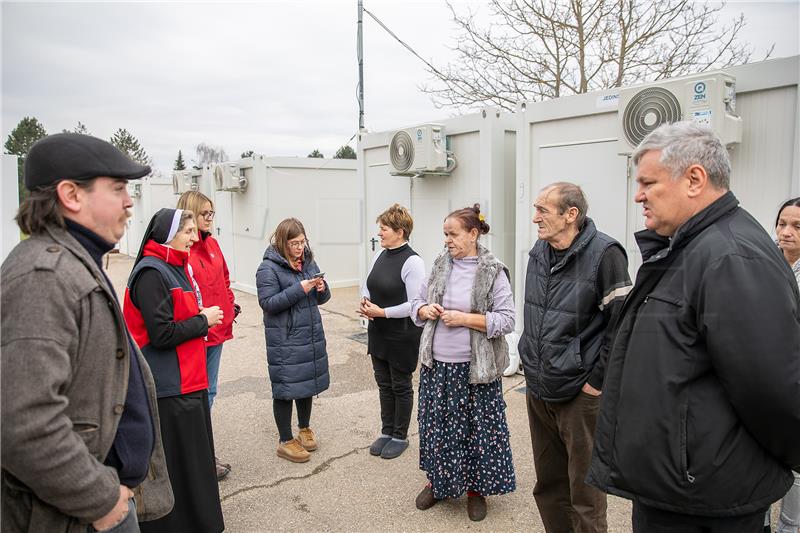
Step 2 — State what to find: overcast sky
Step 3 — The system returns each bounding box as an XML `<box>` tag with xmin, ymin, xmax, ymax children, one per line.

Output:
<box><xmin>2</xmin><ymin>0</ymin><xmax>798</xmax><ymax>174</ymax></box>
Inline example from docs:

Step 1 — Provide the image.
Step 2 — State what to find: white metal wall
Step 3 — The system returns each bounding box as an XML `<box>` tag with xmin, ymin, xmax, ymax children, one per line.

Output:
<box><xmin>225</xmin><ymin>157</ymin><xmax>360</xmax><ymax>294</ymax></box>
<box><xmin>121</xmin><ymin>177</ymin><xmax>181</xmax><ymax>256</ymax></box>
<box><xmin>122</xmin><ymin>159</ymin><xmax>359</xmax><ymax>293</ymax></box>
<box><xmin>514</xmin><ymin>55</ymin><xmax>800</xmax><ymax>334</ymax></box>
<box><xmin>358</xmin><ymin>110</ymin><xmax>517</xmax><ymax>286</ymax></box>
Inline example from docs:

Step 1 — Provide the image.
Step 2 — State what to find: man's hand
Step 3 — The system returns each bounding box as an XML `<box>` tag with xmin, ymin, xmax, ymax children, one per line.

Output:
<box><xmin>581</xmin><ymin>382</ymin><xmax>602</xmax><ymax>397</ymax></box>
<box><xmin>92</xmin><ymin>485</ymin><xmax>133</xmax><ymax>531</ymax></box>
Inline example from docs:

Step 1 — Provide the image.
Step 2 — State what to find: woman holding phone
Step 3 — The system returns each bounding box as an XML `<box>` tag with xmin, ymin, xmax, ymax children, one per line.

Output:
<box><xmin>256</xmin><ymin>218</ymin><xmax>331</xmax><ymax>463</ymax></box>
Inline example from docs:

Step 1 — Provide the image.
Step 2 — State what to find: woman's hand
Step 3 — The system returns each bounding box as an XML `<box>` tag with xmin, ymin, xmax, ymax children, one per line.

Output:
<box><xmin>300</xmin><ymin>279</ymin><xmax>317</xmax><ymax>294</ymax></box>
<box><xmin>200</xmin><ymin>306</ymin><xmax>223</xmax><ymax>327</ymax></box>
<box><xmin>358</xmin><ymin>297</ymin><xmax>385</xmax><ymax>320</ymax></box>
<box><xmin>418</xmin><ymin>303</ymin><xmax>444</xmax><ymax>321</ymax></box>
<box><xmin>440</xmin><ymin>310</ymin><xmax>468</xmax><ymax>327</ymax></box>
<box><xmin>314</xmin><ymin>277</ymin><xmax>326</xmax><ymax>293</ymax></box>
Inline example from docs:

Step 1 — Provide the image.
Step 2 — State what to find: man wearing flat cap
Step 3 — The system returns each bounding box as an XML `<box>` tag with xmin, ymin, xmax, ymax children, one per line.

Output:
<box><xmin>1</xmin><ymin>133</ymin><xmax>174</xmax><ymax>532</ymax></box>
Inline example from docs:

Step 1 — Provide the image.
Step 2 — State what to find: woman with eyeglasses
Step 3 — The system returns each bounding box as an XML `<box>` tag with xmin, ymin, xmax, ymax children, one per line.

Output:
<box><xmin>176</xmin><ymin>191</ymin><xmax>239</xmax><ymax>480</ymax></box>
<box><xmin>256</xmin><ymin>218</ymin><xmax>330</xmax><ymax>463</ymax></box>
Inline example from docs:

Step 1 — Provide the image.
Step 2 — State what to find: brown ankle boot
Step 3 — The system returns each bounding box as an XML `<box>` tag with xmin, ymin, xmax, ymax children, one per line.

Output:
<box><xmin>276</xmin><ymin>438</ymin><xmax>311</xmax><ymax>463</ymax></box>
<box><xmin>415</xmin><ymin>485</ymin><xmax>438</xmax><ymax>510</ymax></box>
<box><xmin>297</xmin><ymin>427</ymin><xmax>318</xmax><ymax>451</ymax></box>
<box><xmin>467</xmin><ymin>493</ymin><xmax>487</xmax><ymax>522</ymax></box>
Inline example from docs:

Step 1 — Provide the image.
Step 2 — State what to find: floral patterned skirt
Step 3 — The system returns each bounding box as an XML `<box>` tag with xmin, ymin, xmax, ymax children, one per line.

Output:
<box><xmin>418</xmin><ymin>360</ymin><xmax>516</xmax><ymax>499</ymax></box>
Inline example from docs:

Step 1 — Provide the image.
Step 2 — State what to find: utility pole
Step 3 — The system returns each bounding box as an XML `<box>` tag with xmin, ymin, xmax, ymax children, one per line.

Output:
<box><xmin>357</xmin><ymin>0</ymin><xmax>365</xmax><ymax>133</ymax></box>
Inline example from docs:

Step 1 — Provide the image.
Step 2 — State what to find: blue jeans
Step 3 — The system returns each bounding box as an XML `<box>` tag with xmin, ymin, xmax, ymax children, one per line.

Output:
<box><xmin>206</xmin><ymin>344</ymin><xmax>223</xmax><ymax>409</ymax></box>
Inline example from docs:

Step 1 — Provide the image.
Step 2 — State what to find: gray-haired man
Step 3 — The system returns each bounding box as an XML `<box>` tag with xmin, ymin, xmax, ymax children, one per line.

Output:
<box><xmin>587</xmin><ymin>122</ymin><xmax>800</xmax><ymax>532</ymax></box>
<box><xmin>2</xmin><ymin>133</ymin><xmax>173</xmax><ymax>532</ymax></box>
<box><xmin>519</xmin><ymin>182</ymin><xmax>631</xmax><ymax>533</ymax></box>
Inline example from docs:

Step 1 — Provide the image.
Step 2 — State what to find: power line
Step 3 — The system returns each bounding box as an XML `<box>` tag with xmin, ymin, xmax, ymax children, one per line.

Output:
<box><xmin>362</xmin><ymin>7</ymin><xmax>445</xmax><ymax>78</ymax></box>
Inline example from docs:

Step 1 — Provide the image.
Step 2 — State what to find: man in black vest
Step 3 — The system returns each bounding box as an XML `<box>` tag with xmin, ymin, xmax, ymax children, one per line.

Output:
<box><xmin>519</xmin><ymin>182</ymin><xmax>631</xmax><ymax>533</ymax></box>
<box><xmin>587</xmin><ymin>122</ymin><xmax>800</xmax><ymax>532</ymax></box>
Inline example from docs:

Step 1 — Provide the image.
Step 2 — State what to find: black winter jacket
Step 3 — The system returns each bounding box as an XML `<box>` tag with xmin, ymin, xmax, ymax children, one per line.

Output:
<box><xmin>256</xmin><ymin>246</ymin><xmax>331</xmax><ymax>400</ymax></box>
<box><xmin>587</xmin><ymin>192</ymin><xmax>800</xmax><ymax>517</ymax></box>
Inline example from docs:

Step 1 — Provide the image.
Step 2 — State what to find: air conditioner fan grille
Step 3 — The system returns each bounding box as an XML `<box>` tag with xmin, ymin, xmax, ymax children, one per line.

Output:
<box><xmin>389</xmin><ymin>130</ymin><xmax>414</xmax><ymax>173</ymax></box>
<box><xmin>623</xmin><ymin>87</ymin><xmax>682</xmax><ymax>147</ymax></box>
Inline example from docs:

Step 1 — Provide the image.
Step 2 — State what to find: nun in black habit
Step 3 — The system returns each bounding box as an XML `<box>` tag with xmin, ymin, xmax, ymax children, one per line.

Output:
<box><xmin>123</xmin><ymin>208</ymin><xmax>225</xmax><ymax>533</ymax></box>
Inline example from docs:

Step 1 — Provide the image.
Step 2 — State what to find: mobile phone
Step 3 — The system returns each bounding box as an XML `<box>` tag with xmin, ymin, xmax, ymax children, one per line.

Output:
<box><xmin>313</xmin><ymin>272</ymin><xmax>325</xmax><ymax>279</ymax></box>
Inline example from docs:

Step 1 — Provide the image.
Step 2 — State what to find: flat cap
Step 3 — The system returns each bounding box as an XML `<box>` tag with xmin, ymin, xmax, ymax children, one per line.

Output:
<box><xmin>24</xmin><ymin>133</ymin><xmax>151</xmax><ymax>190</ymax></box>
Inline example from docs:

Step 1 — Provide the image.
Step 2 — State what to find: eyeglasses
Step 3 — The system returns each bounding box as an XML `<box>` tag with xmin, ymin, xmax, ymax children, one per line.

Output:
<box><xmin>287</xmin><ymin>240</ymin><xmax>307</xmax><ymax>249</ymax></box>
<box><xmin>200</xmin><ymin>210</ymin><xmax>215</xmax><ymax>220</ymax></box>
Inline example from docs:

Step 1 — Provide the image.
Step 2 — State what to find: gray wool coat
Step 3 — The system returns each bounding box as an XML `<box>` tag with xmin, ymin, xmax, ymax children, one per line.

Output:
<box><xmin>256</xmin><ymin>245</ymin><xmax>331</xmax><ymax>400</ymax></box>
<box><xmin>1</xmin><ymin>226</ymin><xmax>173</xmax><ymax>533</ymax></box>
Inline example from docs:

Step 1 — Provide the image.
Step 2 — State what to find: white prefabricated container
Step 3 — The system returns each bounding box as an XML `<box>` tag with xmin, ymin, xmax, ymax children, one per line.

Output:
<box><xmin>120</xmin><ymin>175</ymin><xmax>180</xmax><ymax>256</ymax></box>
<box><xmin>358</xmin><ymin>109</ymin><xmax>518</xmax><ymax>281</ymax></box>
<box><xmin>514</xmin><ymin>56</ymin><xmax>800</xmax><ymax>329</ymax></box>
<box><xmin>2</xmin><ymin>155</ymin><xmax>20</xmax><ymax>263</ymax></box>
<box><xmin>220</xmin><ymin>156</ymin><xmax>360</xmax><ymax>294</ymax></box>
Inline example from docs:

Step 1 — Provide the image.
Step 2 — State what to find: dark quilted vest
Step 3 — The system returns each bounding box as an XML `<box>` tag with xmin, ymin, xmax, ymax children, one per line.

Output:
<box><xmin>519</xmin><ymin>218</ymin><xmax>621</xmax><ymax>402</ymax></box>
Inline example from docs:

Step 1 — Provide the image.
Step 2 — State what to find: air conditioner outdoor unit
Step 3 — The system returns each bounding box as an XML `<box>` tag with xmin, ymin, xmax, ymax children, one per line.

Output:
<box><xmin>389</xmin><ymin>124</ymin><xmax>449</xmax><ymax>176</ymax></box>
<box><xmin>172</xmin><ymin>170</ymin><xmax>201</xmax><ymax>195</ymax></box>
<box><xmin>618</xmin><ymin>72</ymin><xmax>742</xmax><ymax>153</ymax></box>
<box><xmin>214</xmin><ymin>162</ymin><xmax>248</xmax><ymax>193</ymax></box>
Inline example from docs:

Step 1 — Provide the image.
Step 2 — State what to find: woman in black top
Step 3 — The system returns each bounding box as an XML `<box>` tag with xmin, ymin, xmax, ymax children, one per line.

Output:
<box><xmin>359</xmin><ymin>204</ymin><xmax>426</xmax><ymax>459</ymax></box>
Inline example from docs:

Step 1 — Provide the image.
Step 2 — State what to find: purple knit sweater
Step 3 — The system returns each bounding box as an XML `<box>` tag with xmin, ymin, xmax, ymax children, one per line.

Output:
<box><xmin>411</xmin><ymin>256</ymin><xmax>515</xmax><ymax>363</ymax></box>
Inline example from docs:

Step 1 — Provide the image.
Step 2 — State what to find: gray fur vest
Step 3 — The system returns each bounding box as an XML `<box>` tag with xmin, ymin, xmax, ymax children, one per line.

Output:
<box><xmin>419</xmin><ymin>243</ymin><xmax>510</xmax><ymax>384</ymax></box>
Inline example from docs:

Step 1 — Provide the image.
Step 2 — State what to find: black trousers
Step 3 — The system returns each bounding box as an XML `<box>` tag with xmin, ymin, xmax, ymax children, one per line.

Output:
<box><xmin>632</xmin><ymin>501</ymin><xmax>769</xmax><ymax>533</ymax></box>
<box><xmin>273</xmin><ymin>397</ymin><xmax>313</xmax><ymax>442</ymax></box>
<box><xmin>371</xmin><ymin>355</ymin><xmax>413</xmax><ymax>439</ymax></box>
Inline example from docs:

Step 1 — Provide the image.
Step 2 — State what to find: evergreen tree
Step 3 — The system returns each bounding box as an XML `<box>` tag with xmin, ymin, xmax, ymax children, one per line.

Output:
<box><xmin>4</xmin><ymin>116</ymin><xmax>47</xmax><ymax>201</ymax></box>
<box><xmin>241</xmin><ymin>150</ymin><xmax>255</xmax><ymax>158</ymax></box>
<box><xmin>334</xmin><ymin>145</ymin><xmax>356</xmax><ymax>159</ymax></box>
<box><xmin>110</xmin><ymin>128</ymin><xmax>151</xmax><ymax>166</ymax></box>
<box><xmin>307</xmin><ymin>149</ymin><xmax>324</xmax><ymax>158</ymax></box>
<box><xmin>62</xmin><ymin>121</ymin><xmax>90</xmax><ymax>135</ymax></box>
<box><xmin>174</xmin><ymin>150</ymin><xmax>187</xmax><ymax>171</ymax></box>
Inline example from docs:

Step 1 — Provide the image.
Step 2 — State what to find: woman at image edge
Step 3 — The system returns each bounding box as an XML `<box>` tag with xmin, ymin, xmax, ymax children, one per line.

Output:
<box><xmin>410</xmin><ymin>204</ymin><xmax>516</xmax><ymax>522</ymax></box>
<box><xmin>770</xmin><ymin>197</ymin><xmax>800</xmax><ymax>533</ymax></box>
<box><xmin>359</xmin><ymin>204</ymin><xmax>425</xmax><ymax>459</ymax></box>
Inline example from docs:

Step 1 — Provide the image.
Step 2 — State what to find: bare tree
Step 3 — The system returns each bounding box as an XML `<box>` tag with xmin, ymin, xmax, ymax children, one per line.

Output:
<box><xmin>195</xmin><ymin>142</ymin><xmax>228</xmax><ymax>167</ymax></box>
<box><xmin>423</xmin><ymin>0</ymin><xmax>774</xmax><ymax>111</ymax></box>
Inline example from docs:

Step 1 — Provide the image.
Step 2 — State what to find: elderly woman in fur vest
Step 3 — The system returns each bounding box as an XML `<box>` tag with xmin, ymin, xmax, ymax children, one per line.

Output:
<box><xmin>410</xmin><ymin>204</ymin><xmax>516</xmax><ymax>523</ymax></box>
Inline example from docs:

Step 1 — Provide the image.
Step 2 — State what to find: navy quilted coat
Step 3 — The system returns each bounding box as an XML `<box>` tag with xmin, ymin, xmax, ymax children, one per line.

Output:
<box><xmin>256</xmin><ymin>245</ymin><xmax>331</xmax><ymax>400</ymax></box>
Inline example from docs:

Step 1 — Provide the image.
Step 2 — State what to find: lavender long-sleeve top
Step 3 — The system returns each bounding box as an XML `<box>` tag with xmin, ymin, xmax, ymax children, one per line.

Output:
<box><xmin>410</xmin><ymin>256</ymin><xmax>515</xmax><ymax>363</ymax></box>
